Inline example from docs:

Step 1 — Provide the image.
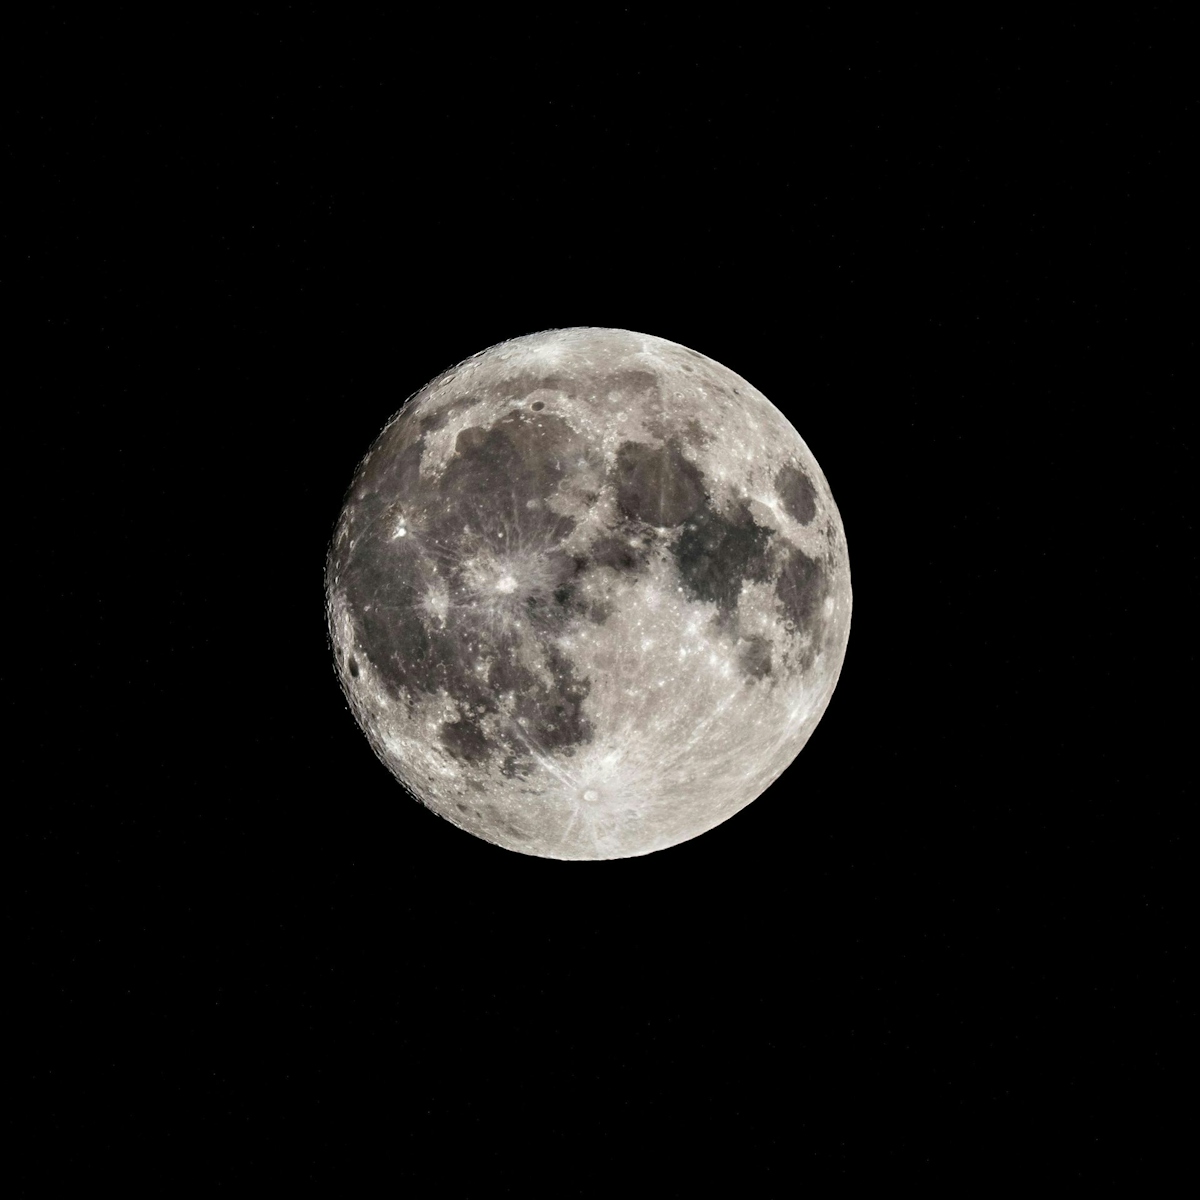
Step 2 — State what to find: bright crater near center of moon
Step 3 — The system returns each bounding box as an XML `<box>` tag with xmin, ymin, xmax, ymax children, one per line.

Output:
<box><xmin>325</xmin><ymin>327</ymin><xmax>852</xmax><ymax>860</ymax></box>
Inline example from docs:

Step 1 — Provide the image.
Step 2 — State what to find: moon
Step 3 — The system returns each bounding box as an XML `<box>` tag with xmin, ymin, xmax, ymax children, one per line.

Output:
<box><xmin>325</xmin><ymin>328</ymin><xmax>851</xmax><ymax>860</ymax></box>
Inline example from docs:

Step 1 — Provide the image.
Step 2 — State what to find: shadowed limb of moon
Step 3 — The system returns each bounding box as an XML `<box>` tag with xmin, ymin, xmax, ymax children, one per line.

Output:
<box><xmin>325</xmin><ymin>327</ymin><xmax>851</xmax><ymax>860</ymax></box>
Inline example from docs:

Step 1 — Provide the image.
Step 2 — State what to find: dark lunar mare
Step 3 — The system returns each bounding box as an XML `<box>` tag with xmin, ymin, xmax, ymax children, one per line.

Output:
<box><xmin>604</xmin><ymin>436</ymin><xmax>828</xmax><ymax>678</ymax></box>
<box><xmin>774</xmin><ymin>463</ymin><xmax>818</xmax><ymax>525</ymax></box>
<box><xmin>602</xmin><ymin>435</ymin><xmax>837</xmax><ymax>687</ymax></box>
<box><xmin>675</xmin><ymin>500</ymin><xmax>773</xmax><ymax>623</ymax></box>
<box><xmin>774</xmin><ymin>543</ymin><xmax>828</xmax><ymax>672</ymax></box>
<box><xmin>334</xmin><ymin>406</ymin><xmax>600</xmax><ymax>772</ymax></box>
<box><xmin>614</xmin><ymin>438</ymin><xmax>708</xmax><ymax>528</ymax></box>
<box><xmin>738</xmin><ymin>635</ymin><xmax>773</xmax><ymax>680</ymax></box>
<box><xmin>610</xmin><ymin>435</ymin><xmax>779</xmax><ymax>626</ymax></box>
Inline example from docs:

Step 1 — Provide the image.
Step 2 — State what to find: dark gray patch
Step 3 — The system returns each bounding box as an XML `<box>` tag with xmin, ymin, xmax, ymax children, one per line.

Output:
<box><xmin>585</xmin><ymin>597</ymin><xmax>615</xmax><ymax>624</ymax></box>
<box><xmin>418</xmin><ymin>405</ymin><xmax>456</xmax><ymax>433</ymax></box>
<box><xmin>775</xmin><ymin>463</ymin><xmax>817</xmax><ymax>525</ymax></box>
<box><xmin>540</xmin><ymin>564</ymin><xmax>609</xmax><ymax>628</ymax></box>
<box><xmin>349</xmin><ymin>553</ymin><xmax>436</xmax><ymax>688</ymax></box>
<box><xmin>339</xmin><ymin>406</ymin><xmax>595</xmax><ymax>768</ymax></box>
<box><xmin>551</xmin><ymin>564</ymin><xmax>615</xmax><ymax>624</ymax></box>
<box><xmin>614</xmin><ymin>438</ymin><xmax>707</xmax><ymax>527</ymax></box>
<box><xmin>589</xmin><ymin>533</ymin><xmax>651</xmax><ymax>575</ymax></box>
<box><xmin>500</xmin><ymin>753</ymin><xmax>533</xmax><ymax>779</ymax></box>
<box><xmin>442</xmin><ymin>416</ymin><xmax>572</xmax><ymax>537</ymax></box>
<box><xmin>441</xmin><ymin>717</ymin><xmax>491</xmax><ymax>763</ymax></box>
<box><xmin>738</xmin><ymin>636</ymin><xmax>773</xmax><ymax>681</ymax></box>
<box><xmin>601</xmin><ymin>368</ymin><xmax>660</xmax><ymax>398</ymax></box>
<box><xmin>644</xmin><ymin>414</ymin><xmax>712</xmax><ymax>450</ymax></box>
<box><xmin>347</xmin><ymin>656</ymin><xmax>359</xmax><ymax>678</ymax></box>
<box><xmin>530</xmin><ymin>400</ymin><xmax>545</xmax><ymax>411</ymax></box>
<box><xmin>513</xmin><ymin>643</ymin><xmax>592</xmax><ymax>754</ymax></box>
<box><xmin>674</xmin><ymin>499</ymin><xmax>773</xmax><ymax>621</ymax></box>
<box><xmin>775</xmin><ymin>544</ymin><xmax>824</xmax><ymax>637</ymax></box>
<box><xmin>519</xmin><ymin>551</ymin><xmax>603</xmax><ymax>629</ymax></box>
<box><xmin>485</xmin><ymin>649</ymin><xmax>537</xmax><ymax>699</ymax></box>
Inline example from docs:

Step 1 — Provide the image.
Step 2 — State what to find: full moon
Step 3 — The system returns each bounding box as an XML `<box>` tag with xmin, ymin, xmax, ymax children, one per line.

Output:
<box><xmin>325</xmin><ymin>328</ymin><xmax>851</xmax><ymax>859</ymax></box>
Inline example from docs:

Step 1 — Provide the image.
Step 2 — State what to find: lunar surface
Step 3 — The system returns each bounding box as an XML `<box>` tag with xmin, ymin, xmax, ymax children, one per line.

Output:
<box><xmin>325</xmin><ymin>328</ymin><xmax>851</xmax><ymax>859</ymax></box>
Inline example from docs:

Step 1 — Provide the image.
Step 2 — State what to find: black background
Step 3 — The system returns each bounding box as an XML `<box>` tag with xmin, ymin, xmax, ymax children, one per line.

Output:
<box><xmin>13</xmin><ymin>8</ymin><xmax>1192</xmax><ymax>1192</ymax></box>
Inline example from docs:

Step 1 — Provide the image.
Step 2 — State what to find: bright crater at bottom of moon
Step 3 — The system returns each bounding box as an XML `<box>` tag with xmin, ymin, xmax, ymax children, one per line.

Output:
<box><xmin>325</xmin><ymin>327</ymin><xmax>852</xmax><ymax>860</ymax></box>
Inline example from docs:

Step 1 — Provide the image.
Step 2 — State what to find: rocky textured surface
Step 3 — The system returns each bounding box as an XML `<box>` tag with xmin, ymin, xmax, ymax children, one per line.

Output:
<box><xmin>325</xmin><ymin>328</ymin><xmax>851</xmax><ymax>859</ymax></box>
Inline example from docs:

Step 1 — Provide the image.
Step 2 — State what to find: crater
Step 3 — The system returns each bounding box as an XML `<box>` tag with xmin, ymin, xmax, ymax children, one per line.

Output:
<box><xmin>775</xmin><ymin>463</ymin><xmax>817</xmax><ymax>525</ymax></box>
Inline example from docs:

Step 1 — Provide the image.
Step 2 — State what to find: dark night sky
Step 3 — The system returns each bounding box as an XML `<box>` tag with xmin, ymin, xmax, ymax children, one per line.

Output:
<box><xmin>12</xmin><ymin>8</ymin><xmax>1192</xmax><ymax>1191</ymax></box>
